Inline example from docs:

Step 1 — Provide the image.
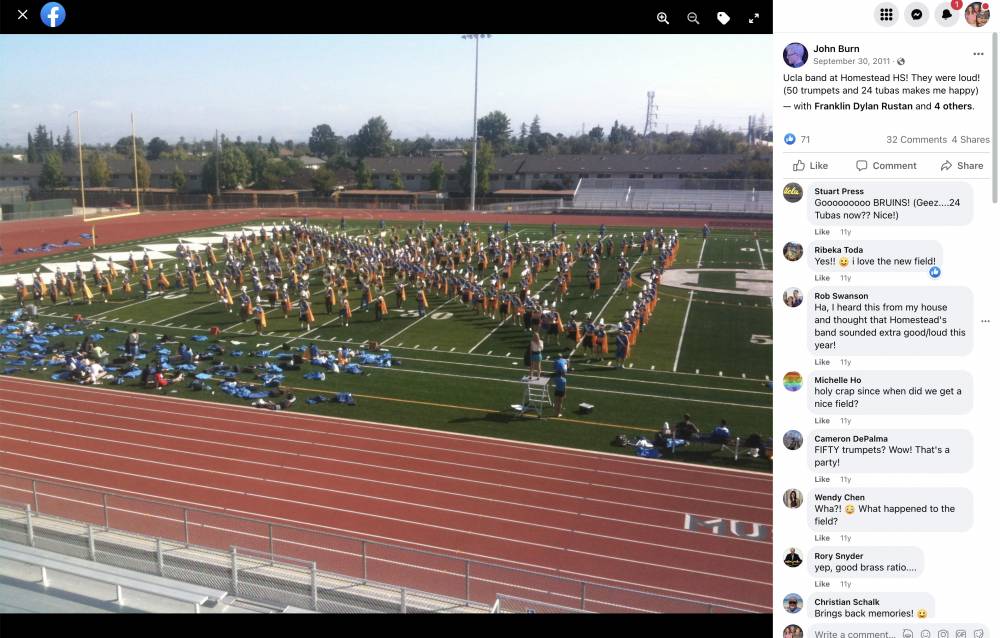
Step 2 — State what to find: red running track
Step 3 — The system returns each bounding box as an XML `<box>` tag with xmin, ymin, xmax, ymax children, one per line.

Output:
<box><xmin>0</xmin><ymin>207</ymin><xmax>772</xmax><ymax>266</ymax></box>
<box><xmin>0</xmin><ymin>376</ymin><xmax>771</xmax><ymax>611</ymax></box>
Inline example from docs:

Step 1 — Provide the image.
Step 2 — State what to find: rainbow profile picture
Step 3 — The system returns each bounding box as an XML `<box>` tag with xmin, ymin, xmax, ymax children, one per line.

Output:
<box><xmin>783</xmin><ymin>371</ymin><xmax>804</xmax><ymax>392</ymax></box>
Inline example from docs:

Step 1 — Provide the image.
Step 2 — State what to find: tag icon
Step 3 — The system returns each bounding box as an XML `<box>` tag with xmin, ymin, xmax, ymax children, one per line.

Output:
<box><xmin>716</xmin><ymin>11</ymin><xmax>731</xmax><ymax>24</ymax></box>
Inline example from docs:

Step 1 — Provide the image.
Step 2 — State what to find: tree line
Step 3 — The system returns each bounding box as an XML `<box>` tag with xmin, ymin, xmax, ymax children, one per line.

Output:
<box><xmin>10</xmin><ymin>112</ymin><xmax>771</xmax><ymax>193</ymax></box>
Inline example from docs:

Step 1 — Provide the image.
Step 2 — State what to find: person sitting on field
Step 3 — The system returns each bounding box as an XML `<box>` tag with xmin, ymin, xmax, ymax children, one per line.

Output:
<box><xmin>654</xmin><ymin>422</ymin><xmax>673</xmax><ymax>448</ymax></box>
<box><xmin>153</xmin><ymin>369</ymin><xmax>186</xmax><ymax>392</ymax></box>
<box><xmin>251</xmin><ymin>393</ymin><xmax>297</xmax><ymax>410</ymax></box>
<box><xmin>139</xmin><ymin>362</ymin><xmax>156</xmax><ymax>387</ymax></box>
<box><xmin>81</xmin><ymin>359</ymin><xmax>107</xmax><ymax>385</ymax></box>
<box><xmin>673</xmin><ymin>414</ymin><xmax>701</xmax><ymax>441</ymax></box>
<box><xmin>178</xmin><ymin>342</ymin><xmax>196</xmax><ymax>365</ymax></box>
<box><xmin>710</xmin><ymin>419</ymin><xmax>733</xmax><ymax>444</ymax></box>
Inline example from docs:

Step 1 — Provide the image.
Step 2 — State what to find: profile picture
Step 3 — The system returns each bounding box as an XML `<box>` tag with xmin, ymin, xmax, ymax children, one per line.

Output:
<box><xmin>783</xmin><ymin>242</ymin><xmax>804</xmax><ymax>262</ymax></box>
<box><xmin>783</xmin><ymin>489</ymin><xmax>804</xmax><ymax>509</ymax></box>
<box><xmin>783</xmin><ymin>624</ymin><xmax>804</xmax><ymax>638</ymax></box>
<box><xmin>783</xmin><ymin>287</ymin><xmax>804</xmax><ymax>308</ymax></box>
<box><xmin>966</xmin><ymin>2</ymin><xmax>990</xmax><ymax>26</ymax></box>
<box><xmin>784</xmin><ymin>548</ymin><xmax>803</xmax><ymax>568</ymax></box>
<box><xmin>783</xmin><ymin>43</ymin><xmax>808</xmax><ymax>68</ymax></box>
<box><xmin>783</xmin><ymin>593</ymin><xmax>803</xmax><ymax>612</ymax></box>
<box><xmin>783</xmin><ymin>430</ymin><xmax>803</xmax><ymax>450</ymax></box>
<box><xmin>782</xmin><ymin>182</ymin><xmax>804</xmax><ymax>203</ymax></box>
<box><xmin>783</xmin><ymin>371</ymin><xmax>803</xmax><ymax>392</ymax></box>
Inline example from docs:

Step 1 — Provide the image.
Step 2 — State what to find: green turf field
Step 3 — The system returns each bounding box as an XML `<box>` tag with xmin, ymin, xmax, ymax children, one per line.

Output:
<box><xmin>0</xmin><ymin>218</ymin><xmax>774</xmax><ymax>471</ymax></box>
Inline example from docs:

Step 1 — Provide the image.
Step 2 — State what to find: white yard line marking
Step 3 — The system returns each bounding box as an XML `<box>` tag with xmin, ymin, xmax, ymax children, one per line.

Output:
<box><xmin>754</xmin><ymin>238</ymin><xmax>766</xmax><ymax>270</ymax></box>
<box><xmin>89</xmin><ymin>292</ymin><xmax>162</xmax><ymax>319</ymax></box>
<box><xmin>354</xmin><ymin>364</ymin><xmax>770</xmax><ymax>410</ymax></box>
<box><xmin>151</xmin><ymin>301</ymin><xmax>219</xmax><ymax>326</ymax></box>
<box><xmin>696</xmin><ymin>236</ymin><xmax>707</xmax><ymax>269</ymax></box>
<box><xmin>673</xmin><ymin>238</ymin><xmax>707</xmax><ymax>373</ymax></box>
<box><xmin>673</xmin><ymin>291</ymin><xmax>695</xmax><ymax>373</ymax></box>
<box><xmin>299</xmin><ymin>302</ymin><xmax>362</xmax><ymax>339</ymax></box>
<box><xmin>469</xmin><ymin>265</ymin><xmax>563</xmax><ymax>355</ymax></box>
<box><xmin>468</xmin><ymin>316</ymin><xmax>509</xmax><ymax>353</ymax></box>
<box><xmin>569</xmin><ymin>252</ymin><xmax>644</xmax><ymax>359</ymax></box>
<box><xmin>390</xmin><ymin>354</ymin><xmax>771</xmax><ymax>396</ymax></box>
<box><xmin>381</xmin><ymin>295</ymin><xmax>456</xmax><ymax>344</ymax></box>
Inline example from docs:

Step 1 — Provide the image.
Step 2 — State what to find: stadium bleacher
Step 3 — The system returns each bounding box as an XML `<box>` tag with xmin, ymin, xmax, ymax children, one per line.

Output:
<box><xmin>572</xmin><ymin>178</ymin><xmax>772</xmax><ymax>215</ymax></box>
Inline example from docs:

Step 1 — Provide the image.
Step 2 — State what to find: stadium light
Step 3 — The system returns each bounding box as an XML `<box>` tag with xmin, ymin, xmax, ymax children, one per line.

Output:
<box><xmin>69</xmin><ymin>110</ymin><xmax>85</xmax><ymax>211</ymax></box>
<box><xmin>463</xmin><ymin>34</ymin><xmax>491</xmax><ymax>212</ymax></box>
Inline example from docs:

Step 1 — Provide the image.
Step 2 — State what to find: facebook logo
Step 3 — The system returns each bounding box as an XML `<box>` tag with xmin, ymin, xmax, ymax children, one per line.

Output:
<box><xmin>40</xmin><ymin>2</ymin><xmax>66</xmax><ymax>28</ymax></box>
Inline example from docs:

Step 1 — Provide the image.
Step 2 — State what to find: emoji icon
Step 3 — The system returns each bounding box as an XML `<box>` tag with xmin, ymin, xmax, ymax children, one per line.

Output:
<box><xmin>845</xmin><ymin>504</ymin><xmax>856</xmax><ymax>514</ymax></box>
<box><xmin>839</xmin><ymin>257</ymin><xmax>849</xmax><ymax>267</ymax></box>
<box><xmin>917</xmin><ymin>608</ymin><xmax>928</xmax><ymax>619</ymax></box>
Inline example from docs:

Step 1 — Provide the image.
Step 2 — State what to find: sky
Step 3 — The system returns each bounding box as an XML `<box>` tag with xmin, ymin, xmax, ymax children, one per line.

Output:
<box><xmin>0</xmin><ymin>35</ymin><xmax>771</xmax><ymax>147</ymax></box>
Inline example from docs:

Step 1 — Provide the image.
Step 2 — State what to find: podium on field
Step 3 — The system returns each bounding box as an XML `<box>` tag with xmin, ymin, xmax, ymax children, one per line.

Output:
<box><xmin>511</xmin><ymin>376</ymin><xmax>553</xmax><ymax>418</ymax></box>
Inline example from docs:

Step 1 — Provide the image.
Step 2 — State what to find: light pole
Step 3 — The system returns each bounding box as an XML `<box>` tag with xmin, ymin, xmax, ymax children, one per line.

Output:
<box><xmin>463</xmin><ymin>34</ymin><xmax>490</xmax><ymax>212</ymax></box>
<box><xmin>131</xmin><ymin>113</ymin><xmax>142</xmax><ymax>212</ymax></box>
<box><xmin>69</xmin><ymin>111</ymin><xmax>85</xmax><ymax>211</ymax></box>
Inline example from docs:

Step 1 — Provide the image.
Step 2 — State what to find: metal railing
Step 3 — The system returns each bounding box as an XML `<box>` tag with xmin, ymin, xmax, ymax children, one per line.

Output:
<box><xmin>0</xmin><ymin>501</ymin><xmax>477</xmax><ymax>613</ymax></box>
<box><xmin>0</xmin><ymin>471</ymin><xmax>756</xmax><ymax>613</ymax></box>
<box><xmin>568</xmin><ymin>197</ymin><xmax>773</xmax><ymax>214</ymax></box>
<box><xmin>493</xmin><ymin>594</ymin><xmax>592</xmax><ymax>614</ymax></box>
<box><xmin>480</xmin><ymin>199</ymin><xmax>567</xmax><ymax>213</ymax></box>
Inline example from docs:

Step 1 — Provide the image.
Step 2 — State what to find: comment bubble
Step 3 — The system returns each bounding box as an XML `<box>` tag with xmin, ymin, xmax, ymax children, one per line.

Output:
<box><xmin>809</xmin><ymin>181</ymin><xmax>973</xmax><ymax>226</ymax></box>
<box><xmin>809</xmin><ymin>370</ymin><xmax>973</xmax><ymax>414</ymax></box>
<box><xmin>810</xmin><ymin>592</ymin><xmax>934</xmax><ymax>621</ymax></box>
<box><xmin>810</xmin><ymin>429</ymin><xmax>973</xmax><ymax>473</ymax></box>
<box><xmin>809</xmin><ymin>625</ymin><xmax>988</xmax><ymax>638</ymax></box>
<box><xmin>809</xmin><ymin>287</ymin><xmax>973</xmax><ymax>355</ymax></box>
<box><xmin>809</xmin><ymin>488</ymin><xmax>972</xmax><ymax>531</ymax></box>
<box><xmin>808</xmin><ymin>240</ymin><xmax>943</xmax><ymax>272</ymax></box>
<box><xmin>810</xmin><ymin>546</ymin><xmax>924</xmax><ymax>578</ymax></box>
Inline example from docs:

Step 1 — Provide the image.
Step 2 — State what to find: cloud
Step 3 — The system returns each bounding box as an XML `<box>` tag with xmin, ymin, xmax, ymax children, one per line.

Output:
<box><xmin>90</xmin><ymin>100</ymin><xmax>116</xmax><ymax>109</ymax></box>
<box><xmin>10</xmin><ymin>104</ymin><xmax>21</xmax><ymax>110</ymax></box>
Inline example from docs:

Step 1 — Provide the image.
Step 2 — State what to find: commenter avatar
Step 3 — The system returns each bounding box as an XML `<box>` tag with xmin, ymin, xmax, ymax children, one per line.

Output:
<box><xmin>783</xmin><ymin>489</ymin><xmax>804</xmax><ymax>509</ymax></box>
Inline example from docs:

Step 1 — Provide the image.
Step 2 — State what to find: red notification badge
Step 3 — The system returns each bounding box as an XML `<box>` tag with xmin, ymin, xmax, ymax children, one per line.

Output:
<box><xmin>951</xmin><ymin>0</ymin><xmax>963</xmax><ymax>10</ymax></box>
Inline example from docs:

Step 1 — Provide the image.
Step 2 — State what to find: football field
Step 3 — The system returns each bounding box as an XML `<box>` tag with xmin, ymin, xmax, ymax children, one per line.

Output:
<box><xmin>0</xmin><ymin>217</ymin><xmax>773</xmax><ymax>471</ymax></box>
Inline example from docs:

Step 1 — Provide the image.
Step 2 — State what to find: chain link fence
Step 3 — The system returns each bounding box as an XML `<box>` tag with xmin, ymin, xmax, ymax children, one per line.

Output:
<box><xmin>0</xmin><ymin>198</ymin><xmax>75</xmax><ymax>221</ymax></box>
<box><xmin>21</xmin><ymin>180</ymin><xmax>772</xmax><ymax>217</ymax></box>
<box><xmin>0</xmin><ymin>471</ymin><xmax>759</xmax><ymax>613</ymax></box>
